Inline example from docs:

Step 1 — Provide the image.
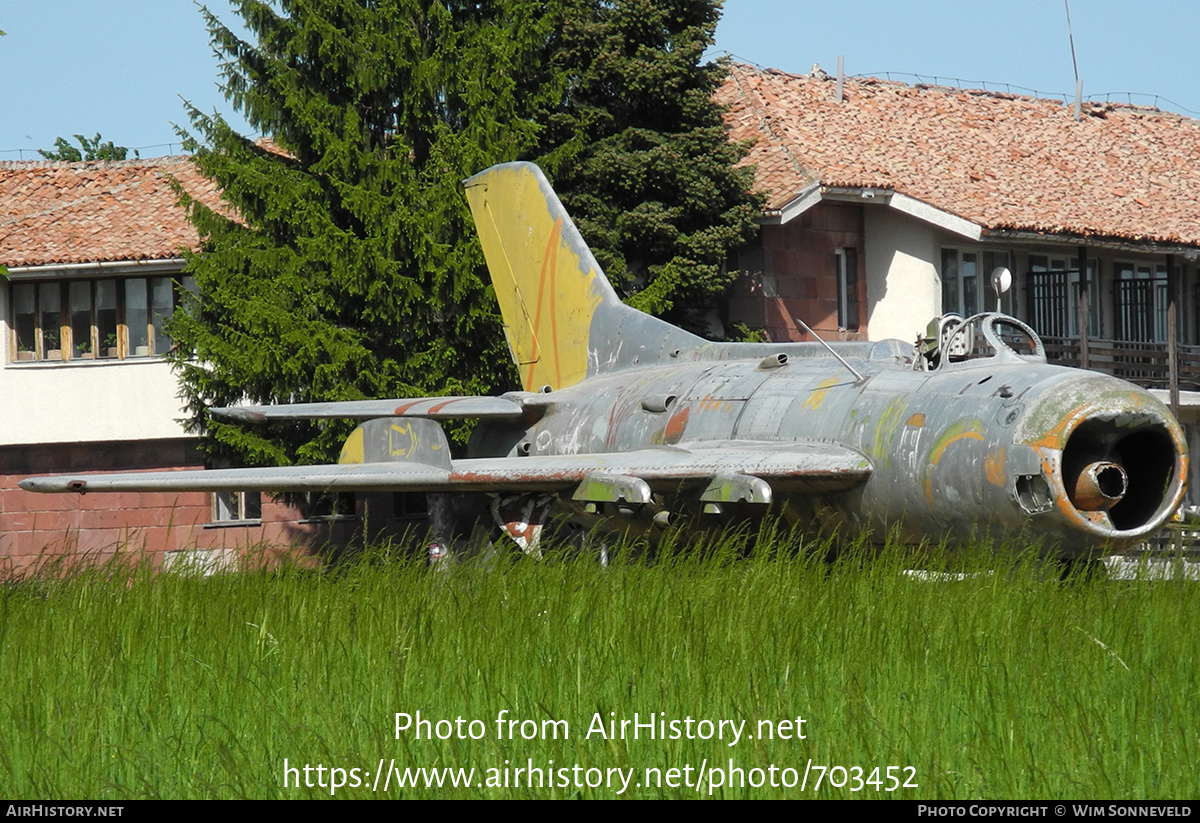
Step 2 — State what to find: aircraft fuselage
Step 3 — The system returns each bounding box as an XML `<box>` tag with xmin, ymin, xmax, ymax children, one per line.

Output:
<box><xmin>478</xmin><ymin>330</ymin><xmax>1185</xmax><ymax>556</ymax></box>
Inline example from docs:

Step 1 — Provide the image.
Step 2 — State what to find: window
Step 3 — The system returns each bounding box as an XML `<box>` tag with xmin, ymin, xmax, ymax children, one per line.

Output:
<box><xmin>9</xmin><ymin>275</ymin><xmax>193</xmax><ymax>362</ymax></box>
<box><xmin>393</xmin><ymin>491</ymin><xmax>429</xmax><ymax>520</ymax></box>
<box><xmin>835</xmin><ymin>247</ymin><xmax>858</xmax><ymax>331</ymax></box>
<box><xmin>941</xmin><ymin>249</ymin><xmax>1013</xmax><ymax>316</ymax></box>
<box><xmin>1114</xmin><ymin>262</ymin><xmax>1172</xmax><ymax>343</ymax></box>
<box><xmin>1027</xmin><ymin>256</ymin><xmax>1099</xmax><ymax>339</ymax></box>
<box><xmin>212</xmin><ymin>491</ymin><xmax>263</xmax><ymax>524</ymax></box>
<box><xmin>300</xmin><ymin>492</ymin><xmax>357</xmax><ymax>522</ymax></box>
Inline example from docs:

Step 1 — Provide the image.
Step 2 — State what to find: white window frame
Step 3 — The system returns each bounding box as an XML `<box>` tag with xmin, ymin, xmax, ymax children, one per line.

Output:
<box><xmin>210</xmin><ymin>490</ymin><xmax>263</xmax><ymax>525</ymax></box>
<box><xmin>1028</xmin><ymin>254</ymin><xmax>1099</xmax><ymax>339</ymax></box>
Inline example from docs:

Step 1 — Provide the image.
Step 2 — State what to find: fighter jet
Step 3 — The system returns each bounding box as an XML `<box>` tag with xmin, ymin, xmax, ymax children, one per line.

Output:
<box><xmin>20</xmin><ymin>162</ymin><xmax>1188</xmax><ymax>557</ymax></box>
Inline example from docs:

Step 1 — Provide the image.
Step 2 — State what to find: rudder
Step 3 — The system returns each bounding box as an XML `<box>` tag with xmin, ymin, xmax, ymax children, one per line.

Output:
<box><xmin>464</xmin><ymin>162</ymin><xmax>623</xmax><ymax>392</ymax></box>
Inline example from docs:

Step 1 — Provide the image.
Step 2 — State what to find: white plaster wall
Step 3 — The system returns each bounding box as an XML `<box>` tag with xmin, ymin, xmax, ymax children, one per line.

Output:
<box><xmin>863</xmin><ymin>208</ymin><xmax>942</xmax><ymax>343</ymax></box>
<box><xmin>0</xmin><ymin>281</ymin><xmax>192</xmax><ymax>446</ymax></box>
<box><xmin>0</xmin><ymin>355</ymin><xmax>190</xmax><ymax>446</ymax></box>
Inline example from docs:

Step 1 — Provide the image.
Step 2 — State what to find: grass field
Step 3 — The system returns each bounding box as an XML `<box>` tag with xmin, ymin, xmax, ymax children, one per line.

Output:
<box><xmin>0</xmin><ymin>525</ymin><xmax>1196</xmax><ymax>799</ymax></box>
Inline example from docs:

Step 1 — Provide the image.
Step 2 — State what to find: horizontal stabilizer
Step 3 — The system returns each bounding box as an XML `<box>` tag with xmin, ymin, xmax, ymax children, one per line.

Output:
<box><xmin>210</xmin><ymin>394</ymin><xmax>530</xmax><ymax>423</ymax></box>
<box><xmin>20</xmin><ymin>441</ymin><xmax>870</xmax><ymax>496</ymax></box>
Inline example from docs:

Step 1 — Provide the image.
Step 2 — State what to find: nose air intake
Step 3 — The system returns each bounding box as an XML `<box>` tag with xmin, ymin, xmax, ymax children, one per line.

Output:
<box><xmin>1061</xmin><ymin>416</ymin><xmax>1181</xmax><ymax>530</ymax></box>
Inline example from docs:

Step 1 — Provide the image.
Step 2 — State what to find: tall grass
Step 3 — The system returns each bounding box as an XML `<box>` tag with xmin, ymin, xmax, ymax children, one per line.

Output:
<box><xmin>0</xmin><ymin>525</ymin><xmax>1195</xmax><ymax>798</ymax></box>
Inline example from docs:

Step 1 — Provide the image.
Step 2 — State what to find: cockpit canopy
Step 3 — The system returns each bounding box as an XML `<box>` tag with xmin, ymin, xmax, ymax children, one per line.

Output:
<box><xmin>917</xmin><ymin>313</ymin><xmax>1046</xmax><ymax>371</ymax></box>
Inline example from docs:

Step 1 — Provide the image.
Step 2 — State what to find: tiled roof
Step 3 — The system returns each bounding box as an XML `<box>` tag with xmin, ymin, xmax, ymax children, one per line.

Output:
<box><xmin>0</xmin><ymin>156</ymin><xmax>221</xmax><ymax>268</ymax></box>
<box><xmin>718</xmin><ymin>63</ymin><xmax>1200</xmax><ymax>247</ymax></box>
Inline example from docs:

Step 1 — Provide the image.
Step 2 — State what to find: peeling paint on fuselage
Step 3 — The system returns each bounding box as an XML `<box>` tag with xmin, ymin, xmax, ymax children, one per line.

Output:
<box><xmin>472</xmin><ymin>341</ymin><xmax>1187</xmax><ymax>556</ymax></box>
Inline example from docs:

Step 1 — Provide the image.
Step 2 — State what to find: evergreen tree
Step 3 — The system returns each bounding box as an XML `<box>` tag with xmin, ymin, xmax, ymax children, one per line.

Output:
<box><xmin>171</xmin><ymin>0</ymin><xmax>563</xmax><ymax>468</ymax></box>
<box><xmin>539</xmin><ymin>0</ymin><xmax>761</xmax><ymax>335</ymax></box>
<box><xmin>173</xmin><ymin>0</ymin><xmax>759</xmax><ymax>471</ymax></box>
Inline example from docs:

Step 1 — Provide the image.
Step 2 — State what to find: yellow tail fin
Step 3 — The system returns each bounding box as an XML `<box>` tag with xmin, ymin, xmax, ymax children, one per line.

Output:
<box><xmin>465</xmin><ymin>162</ymin><xmax>703</xmax><ymax>392</ymax></box>
<box><xmin>464</xmin><ymin>162</ymin><xmax>618</xmax><ymax>392</ymax></box>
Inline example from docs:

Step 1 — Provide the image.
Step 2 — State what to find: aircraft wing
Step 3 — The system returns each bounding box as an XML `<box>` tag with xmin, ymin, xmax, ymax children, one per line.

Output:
<box><xmin>19</xmin><ymin>441</ymin><xmax>870</xmax><ymax>496</ymax></box>
<box><xmin>210</xmin><ymin>394</ymin><xmax>530</xmax><ymax>423</ymax></box>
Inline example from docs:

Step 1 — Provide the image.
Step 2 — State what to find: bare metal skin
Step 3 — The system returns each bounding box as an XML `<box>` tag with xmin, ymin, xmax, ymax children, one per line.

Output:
<box><xmin>19</xmin><ymin>163</ymin><xmax>1188</xmax><ymax>558</ymax></box>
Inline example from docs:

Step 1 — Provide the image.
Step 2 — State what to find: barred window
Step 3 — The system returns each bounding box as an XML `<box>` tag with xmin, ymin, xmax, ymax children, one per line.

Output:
<box><xmin>1114</xmin><ymin>262</ymin><xmax>1171</xmax><ymax>343</ymax></box>
<box><xmin>1027</xmin><ymin>256</ymin><xmax>1099</xmax><ymax>339</ymax></box>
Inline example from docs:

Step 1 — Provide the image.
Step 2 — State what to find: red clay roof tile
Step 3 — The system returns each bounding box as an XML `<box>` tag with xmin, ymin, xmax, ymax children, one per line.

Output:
<box><xmin>0</xmin><ymin>156</ymin><xmax>221</xmax><ymax>268</ymax></box>
<box><xmin>718</xmin><ymin>64</ymin><xmax>1200</xmax><ymax>247</ymax></box>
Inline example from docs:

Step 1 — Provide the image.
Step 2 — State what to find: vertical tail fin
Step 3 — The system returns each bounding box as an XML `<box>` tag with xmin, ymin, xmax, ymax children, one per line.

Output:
<box><xmin>464</xmin><ymin>162</ymin><xmax>700</xmax><ymax>392</ymax></box>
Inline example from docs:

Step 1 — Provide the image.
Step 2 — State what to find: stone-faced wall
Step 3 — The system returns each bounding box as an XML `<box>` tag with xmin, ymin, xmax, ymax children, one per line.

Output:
<box><xmin>0</xmin><ymin>439</ymin><xmax>422</xmax><ymax>577</ymax></box>
<box><xmin>727</xmin><ymin>201</ymin><xmax>866</xmax><ymax>342</ymax></box>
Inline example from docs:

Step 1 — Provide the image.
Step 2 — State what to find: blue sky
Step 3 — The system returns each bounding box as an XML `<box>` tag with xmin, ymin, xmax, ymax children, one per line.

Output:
<box><xmin>2</xmin><ymin>0</ymin><xmax>1198</xmax><ymax>159</ymax></box>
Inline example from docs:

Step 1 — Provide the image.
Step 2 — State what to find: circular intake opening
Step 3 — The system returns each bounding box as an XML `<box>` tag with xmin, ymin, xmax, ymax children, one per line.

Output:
<box><xmin>1062</xmin><ymin>418</ymin><xmax>1178</xmax><ymax>530</ymax></box>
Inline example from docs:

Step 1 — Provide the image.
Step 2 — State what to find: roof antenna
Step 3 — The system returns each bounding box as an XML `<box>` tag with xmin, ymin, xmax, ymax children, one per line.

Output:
<box><xmin>794</xmin><ymin>317</ymin><xmax>865</xmax><ymax>383</ymax></box>
<box><xmin>1064</xmin><ymin>0</ymin><xmax>1082</xmax><ymax>120</ymax></box>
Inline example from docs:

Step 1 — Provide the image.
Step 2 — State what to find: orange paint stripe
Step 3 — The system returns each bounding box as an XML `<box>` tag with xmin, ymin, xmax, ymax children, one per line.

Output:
<box><xmin>930</xmin><ymin>430</ymin><xmax>985</xmax><ymax>467</ymax></box>
<box><xmin>1028</xmin><ymin>404</ymin><xmax>1088</xmax><ymax>451</ymax></box>
<box><xmin>526</xmin><ymin>218</ymin><xmax>563</xmax><ymax>391</ymax></box>
<box><xmin>548</xmin><ymin>222</ymin><xmax>562</xmax><ymax>389</ymax></box>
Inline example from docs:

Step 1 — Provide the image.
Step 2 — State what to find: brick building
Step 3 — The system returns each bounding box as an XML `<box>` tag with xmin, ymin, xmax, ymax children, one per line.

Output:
<box><xmin>8</xmin><ymin>65</ymin><xmax>1200</xmax><ymax>568</ymax></box>
<box><xmin>0</xmin><ymin>158</ymin><xmax>378</xmax><ymax>575</ymax></box>
<box><xmin>718</xmin><ymin>63</ymin><xmax>1200</xmax><ymax>355</ymax></box>
<box><xmin>716</xmin><ymin>64</ymin><xmax>1200</xmax><ymax>502</ymax></box>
